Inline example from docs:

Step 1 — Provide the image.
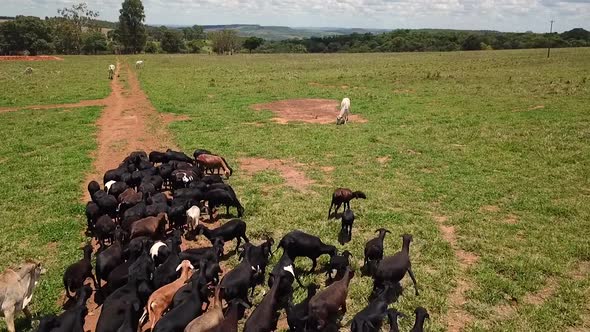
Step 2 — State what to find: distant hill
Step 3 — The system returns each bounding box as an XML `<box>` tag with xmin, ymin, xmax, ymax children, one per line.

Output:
<box><xmin>200</xmin><ymin>24</ymin><xmax>391</xmax><ymax>40</ymax></box>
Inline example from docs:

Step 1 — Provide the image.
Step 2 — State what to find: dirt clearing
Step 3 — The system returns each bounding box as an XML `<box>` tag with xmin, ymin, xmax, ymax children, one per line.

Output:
<box><xmin>239</xmin><ymin>157</ymin><xmax>315</xmax><ymax>191</ymax></box>
<box><xmin>0</xmin><ymin>55</ymin><xmax>63</xmax><ymax>61</ymax></box>
<box><xmin>251</xmin><ymin>98</ymin><xmax>367</xmax><ymax>124</ymax></box>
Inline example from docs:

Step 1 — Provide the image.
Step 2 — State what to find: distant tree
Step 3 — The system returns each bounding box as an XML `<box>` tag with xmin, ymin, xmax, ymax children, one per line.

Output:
<box><xmin>186</xmin><ymin>39</ymin><xmax>202</xmax><ymax>53</ymax></box>
<box><xmin>160</xmin><ymin>29</ymin><xmax>183</xmax><ymax>53</ymax></box>
<box><xmin>243</xmin><ymin>36</ymin><xmax>263</xmax><ymax>52</ymax></box>
<box><xmin>82</xmin><ymin>31</ymin><xmax>107</xmax><ymax>54</ymax></box>
<box><xmin>49</xmin><ymin>18</ymin><xmax>78</xmax><ymax>54</ymax></box>
<box><xmin>144</xmin><ymin>40</ymin><xmax>160</xmax><ymax>53</ymax></box>
<box><xmin>52</xmin><ymin>2</ymin><xmax>99</xmax><ymax>54</ymax></box>
<box><xmin>0</xmin><ymin>16</ymin><xmax>52</xmax><ymax>55</ymax></box>
<box><xmin>57</xmin><ymin>3</ymin><xmax>99</xmax><ymax>33</ymax></box>
<box><xmin>107</xmin><ymin>39</ymin><xmax>122</xmax><ymax>54</ymax></box>
<box><xmin>561</xmin><ymin>28</ymin><xmax>590</xmax><ymax>41</ymax></box>
<box><xmin>462</xmin><ymin>34</ymin><xmax>482</xmax><ymax>50</ymax></box>
<box><xmin>182</xmin><ymin>25</ymin><xmax>205</xmax><ymax>41</ymax></box>
<box><xmin>209</xmin><ymin>29</ymin><xmax>241</xmax><ymax>54</ymax></box>
<box><xmin>118</xmin><ymin>0</ymin><xmax>146</xmax><ymax>53</ymax></box>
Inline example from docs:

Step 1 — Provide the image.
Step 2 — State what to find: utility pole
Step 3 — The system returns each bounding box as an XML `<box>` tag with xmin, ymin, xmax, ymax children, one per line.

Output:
<box><xmin>547</xmin><ymin>20</ymin><xmax>554</xmax><ymax>58</ymax></box>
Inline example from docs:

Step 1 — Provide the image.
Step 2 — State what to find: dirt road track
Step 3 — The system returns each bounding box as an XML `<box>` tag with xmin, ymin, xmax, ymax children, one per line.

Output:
<box><xmin>82</xmin><ymin>61</ymin><xmax>184</xmax><ymax>200</ymax></box>
<box><xmin>81</xmin><ymin>61</ymin><xmax>186</xmax><ymax>331</ymax></box>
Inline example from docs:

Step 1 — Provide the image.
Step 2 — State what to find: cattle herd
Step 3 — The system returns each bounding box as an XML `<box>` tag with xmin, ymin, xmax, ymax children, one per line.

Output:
<box><xmin>0</xmin><ymin>148</ymin><xmax>430</xmax><ymax>332</ymax></box>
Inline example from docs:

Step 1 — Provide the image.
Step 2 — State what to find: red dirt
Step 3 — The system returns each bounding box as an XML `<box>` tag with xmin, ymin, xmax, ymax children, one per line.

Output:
<box><xmin>480</xmin><ymin>205</ymin><xmax>501</xmax><ymax>213</ymax></box>
<box><xmin>377</xmin><ymin>156</ymin><xmax>391</xmax><ymax>164</ymax></box>
<box><xmin>433</xmin><ymin>214</ymin><xmax>479</xmax><ymax>332</ymax></box>
<box><xmin>239</xmin><ymin>157</ymin><xmax>315</xmax><ymax>192</ymax></box>
<box><xmin>0</xmin><ymin>99</ymin><xmax>107</xmax><ymax>113</ymax></box>
<box><xmin>81</xmin><ymin>61</ymin><xmax>184</xmax><ymax>201</ymax></box>
<box><xmin>0</xmin><ymin>55</ymin><xmax>63</xmax><ymax>61</ymax></box>
<box><xmin>73</xmin><ymin>62</ymin><xmax>187</xmax><ymax>331</ymax></box>
<box><xmin>251</xmin><ymin>98</ymin><xmax>367</xmax><ymax>125</ymax></box>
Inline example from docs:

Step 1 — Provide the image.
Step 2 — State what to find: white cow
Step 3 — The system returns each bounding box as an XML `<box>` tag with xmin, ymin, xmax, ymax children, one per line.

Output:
<box><xmin>135</xmin><ymin>60</ymin><xmax>144</xmax><ymax>69</ymax></box>
<box><xmin>108</xmin><ymin>64</ymin><xmax>115</xmax><ymax>79</ymax></box>
<box><xmin>337</xmin><ymin>97</ymin><xmax>351</xmax><ymax>125</ymax></box>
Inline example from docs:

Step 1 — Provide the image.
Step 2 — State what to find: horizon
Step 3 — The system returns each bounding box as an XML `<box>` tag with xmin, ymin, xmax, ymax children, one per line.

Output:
<box><xmin>3</xmin><ymin>0</ymin><xmax>590</xmax><ymax>34</ymax></box>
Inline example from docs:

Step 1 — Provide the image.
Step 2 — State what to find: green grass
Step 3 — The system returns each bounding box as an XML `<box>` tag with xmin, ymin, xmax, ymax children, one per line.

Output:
<box><xmin>127</xmin><ymin>48</ymin><xmax>590</xmax><ymax>331</ymax></box>
<box><xmin>0</xmin><ymin>56</ymin><xmax>115</xmax><ymax>107</ymax></box>
<box><xmin>0</xmin><ymin>107</ymin><xmax>100</xmax><ymax>331</ymax></box>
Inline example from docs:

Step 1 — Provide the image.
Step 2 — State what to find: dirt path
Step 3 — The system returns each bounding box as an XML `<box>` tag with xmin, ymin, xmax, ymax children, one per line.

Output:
<box><xmin>65</xmin><ymin>60</ymin><xmax>183</xmax><ymax>331</ymax></box>
<box><xmin>0</xmin><ymin>99</ymin><xmax>107</xmax><ymax>113</ymax></box>
<box><xmin>433</xmin><ymin>214</ymin><xmax>479</xmax><ymax>332</ymax></box>
<box><xmin>81</xmin><ymin>61</ymin><xmax>185</xmax><ymax>200</ymax></box>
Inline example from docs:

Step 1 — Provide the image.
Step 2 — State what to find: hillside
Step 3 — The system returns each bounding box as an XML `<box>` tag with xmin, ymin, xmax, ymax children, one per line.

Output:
<box><xmin>200</xmin><ymin>24</ymin><xmax>390</xmax><ymax>40</ymax></box>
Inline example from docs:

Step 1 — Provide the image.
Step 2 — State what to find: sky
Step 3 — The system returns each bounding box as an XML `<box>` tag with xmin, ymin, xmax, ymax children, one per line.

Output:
<box><xmin>3</xmin><ymin>0</ymin><xmax>590</xmax><ymax>32</ymax></box>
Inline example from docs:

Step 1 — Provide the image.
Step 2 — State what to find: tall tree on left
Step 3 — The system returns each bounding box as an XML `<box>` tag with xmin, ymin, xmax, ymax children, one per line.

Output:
<box><xmin>118</xmin><ymin>0</ymin><xmax>147</xmax><ymax>53</ymax></box>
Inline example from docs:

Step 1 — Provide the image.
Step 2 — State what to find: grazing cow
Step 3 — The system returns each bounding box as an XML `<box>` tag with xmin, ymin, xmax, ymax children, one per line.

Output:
<box><xmin>108</xmin><ymin>64</ymin><xmax>115</xmax><ymax>79</ymax></box>
<box><xmin>0</xmin><ymin>261</ymin><xmax>45</xmax><ymax>332</ymax></box>
<box><xmin>24</xmin><ymin>67</ymin><xmax>33</xmax><ymax>75</ymax></box>
<box><xmin>337</xmin><ymin>97</ymin><xmax>351</xmax><ymax>125</ymax></box>
<box><xmin>135</xmin><ymin>60</ymin><xmax>144</xmax><ymax>69</ymax></box>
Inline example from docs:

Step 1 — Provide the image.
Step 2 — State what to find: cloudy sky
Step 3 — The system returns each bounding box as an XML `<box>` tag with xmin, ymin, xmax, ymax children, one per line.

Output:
<box><xmin>3</xmin><ymin>0</ymin><xmax>589</xmax><ymax>32</ymax></box>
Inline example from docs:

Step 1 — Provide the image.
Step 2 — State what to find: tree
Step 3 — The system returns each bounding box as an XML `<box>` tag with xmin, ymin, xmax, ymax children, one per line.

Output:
<box><xmin>561</xmin><ymin>28</ymin><xmax>590</xmax><ymax>41</ymax></box>
<box><xmin>161</xmin><ymin>29</ymin><xmax>183</xmax><ymax>53</ymax></box>
<box><xmin>0</xmin><ymin>16</ymin><xmax>52</xmax><ymax>55</ymax></box>
<box><xmin>144</xmin><ymin>41</ymin><xmax>160</xmax><ymax>53</ymax></box>
<box><xmin>186</xmin><ymin>40</ymin><xmax>202</xmax><ymax>53</ymax></box>
<box><xmin>182</xmin><ymin>25</ymin><xmax>205</xmax><ymax>41</ymax></box>
<box><xmin>57</xmin><ymin>3</ymin><xmax>99</xmax><ymax>33</ymax></box>
<box><xmin>209</xmin><ymin>29</ymin><xmax>241</xmax><ymax>54</ymax></box>
<box><xmin>49</xmin><ymin>18</ymin><xmax>79</xmax><ymax>54</ymax></box>
<box><xmin>53</xmin><ymin>2</ymin><xmax>99</xmax><ymax>54</ymax></box>
<box><xmin>82</xmin><ymin>31</ymin><xmax>107</xmax><ymax>54</ymax></box>
<box><xmin>243</xmin><ymin>36</ymin><xmax>263</xmax><ymax>52</ymax></box>
<box><xmin>118</xmin><ymin>0</ymin><xmax>146</xmax><ymax>53</ymax></box>
<box><xmin>462</xmin><ymin>34</ymin><xmax>483</xmax><ymax>50</ymax></box>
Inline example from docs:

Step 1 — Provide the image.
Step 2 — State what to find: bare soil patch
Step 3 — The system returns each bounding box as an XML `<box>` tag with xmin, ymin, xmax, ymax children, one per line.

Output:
<box><xmin>433</xmin><ymin>213</ymin><xmax>479</xmax><ymax>332</ymax></box>
<box><xmin>393</xmin><ymin>88</ymin><xmax>415</xmax><ymax>94</ymax></box>
<box><xmin>0</xmin><ymin>99</ymin><xmax>107</xmax><ymax>114</ymax></box>
<box><xmin>504</xmin><ymin>214</ymin><xmax>519</xmax><ymax>224</ymax></box>
<box><xmin>239</xmin><ymin>157</ymin><xmax>315</xmax><ymax>192</ymax></box>
<box><xmin>251</xmin><ymin>98</ymin><xmax>367</xmax><ymax>124</ymax></box>
<box><xmin>523</xmin><ymin>278</ymin><xmax>558</xmax><ymax>305</ymax></box>
<box><xmin>480</xmin><ymin>205</ymin><xmax>501</xmax><ymax>213</ymax></box>
<box><xmin>0</xmin><ymin>55</ymin><xmax>63</xmax><ymax>61</ymax></box>
<box><xmin>377</xmin><ymin>156</ymin><xmax>392</xmax><ymax>164</ymax></box>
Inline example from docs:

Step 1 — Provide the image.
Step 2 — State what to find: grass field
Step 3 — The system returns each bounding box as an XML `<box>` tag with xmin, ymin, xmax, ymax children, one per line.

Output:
<box><xmin>128</xmin><ymin>48</ymin><xmax>590</xmax><ymax>331</ymax></box>
<box><xmin>0</xmin><ymin>107</ymin><xmax>100</xmax><ymax>331</ymax></box>
<box><xmin>0</xmin><ymin>56</ymin><xmax>114</xmax><ymax>107</ymax></box>
<box><xmin>0</xmin><ymin>49</ymin><xmax>588</xmax><ymax>332</ymax></box>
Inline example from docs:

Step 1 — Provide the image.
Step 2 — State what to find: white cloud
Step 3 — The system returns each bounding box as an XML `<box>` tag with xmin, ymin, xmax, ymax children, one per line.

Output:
<box><xmin>2</xmin><ymin>0</ymin><xmax>589</xmax><ymax>31</ymax></box>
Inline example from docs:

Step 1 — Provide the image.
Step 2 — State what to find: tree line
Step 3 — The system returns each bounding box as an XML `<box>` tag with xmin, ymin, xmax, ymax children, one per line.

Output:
<box><xmin>252</xmin><ymin>28</ymin><xmax>590</xmax><ymax>53</ymax></box>
<box><xmin>0</xmin><ymin>0</ymin><xmax>149</xmax><ymax>55</ymax></box>
<box><xmin>1</xmin><ymin>0</ymin><xmax>589</xmax><ymax>56</ymax></box>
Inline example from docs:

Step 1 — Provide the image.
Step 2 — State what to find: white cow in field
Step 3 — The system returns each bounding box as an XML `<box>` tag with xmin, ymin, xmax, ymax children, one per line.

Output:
<box><xmin>337</xmin><ymin>97</ymin><xmax>351</xmax><ymax>125</ymax></box>
<box><xmin>24</xmin><ymin>67</ymin><xmax>33</xmax><ymax>75</ymax></box>
<box><xmin>108</xmin><ymin>64</ymin><xmax>115</xmax><ymax>79</ymax></box>
<box><xmin>135</xmin><ymin>60</ymin><xmax>144</xmax><ymax>69</ymax></box>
